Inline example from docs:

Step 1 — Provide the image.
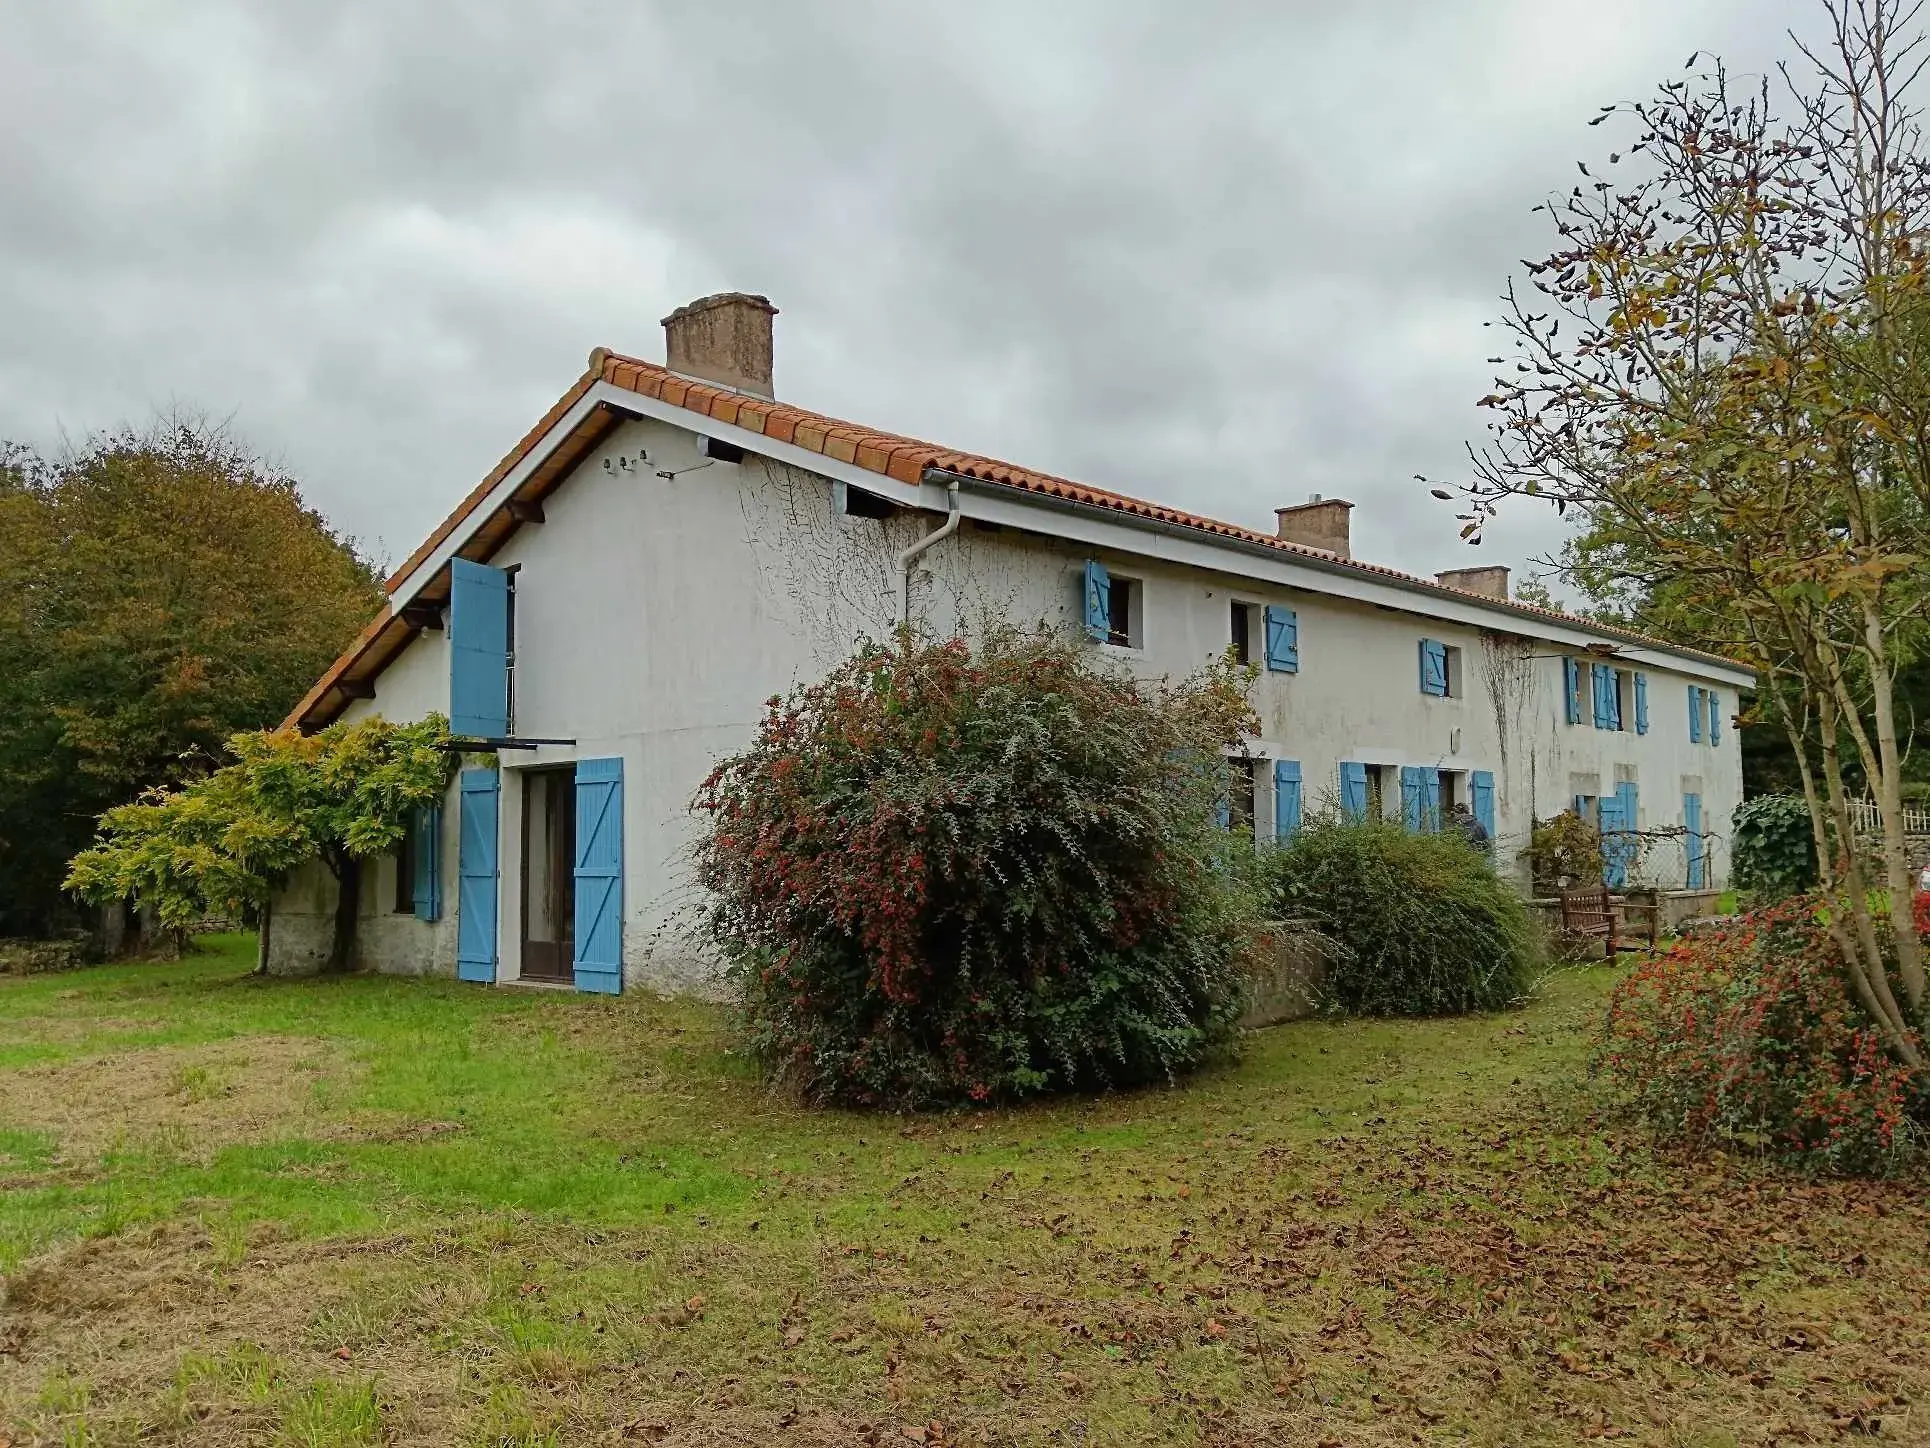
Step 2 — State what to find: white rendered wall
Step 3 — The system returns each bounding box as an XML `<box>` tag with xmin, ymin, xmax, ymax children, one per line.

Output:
<box><xmin>275</xmin><ymin>414</ymin><xmax>1744</xmax><ymax>989</ymax></box>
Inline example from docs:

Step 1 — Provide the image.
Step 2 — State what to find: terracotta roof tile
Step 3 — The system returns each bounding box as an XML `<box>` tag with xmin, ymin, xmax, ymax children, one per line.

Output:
<box><xmin>291</xmin><ymin>346</ymin><xmax>1747</xmax><ymax>731</ymax></box>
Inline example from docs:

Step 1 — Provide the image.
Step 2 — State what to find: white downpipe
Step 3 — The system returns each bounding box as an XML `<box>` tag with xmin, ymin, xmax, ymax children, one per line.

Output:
<box><xmin>897</xmin><ymin>479</ymin><xmax>962</xmax><ymax>626</ymax></box>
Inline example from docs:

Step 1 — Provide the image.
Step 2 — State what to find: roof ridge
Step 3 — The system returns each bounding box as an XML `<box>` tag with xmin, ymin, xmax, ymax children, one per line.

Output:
<box><xmin>287</xmin><ymin>349</ymin><xmax>1751</xmax><ymax>730</ymax></box>
<box><xmin>589</xmin><ymin>349</ymin><xmax>1747</xmax><ymax>673</ymax></box>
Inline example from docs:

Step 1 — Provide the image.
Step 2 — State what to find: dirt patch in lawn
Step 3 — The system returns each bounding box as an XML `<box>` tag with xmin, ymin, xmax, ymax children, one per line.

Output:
<box><xmin>0</xmin><ymin>1037</ymin><xmax>356</xmax><ymax>1162</ymax></box>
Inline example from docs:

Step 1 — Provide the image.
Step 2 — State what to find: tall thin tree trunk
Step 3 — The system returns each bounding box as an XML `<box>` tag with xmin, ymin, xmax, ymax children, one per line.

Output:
<box><xmin>327</xmin><ymin>856</ymin><xmax>360</xmax><ymax>974</ymax></box>
<box><xmin>256</xmin><ymin>896</ymin><xmax>273</xmax><ymax>977</ymax></box>
<box><xmin>1817</xmin><ymin>686</ymin><xmax>1920</xmax><ymax>1063</ymax></box>
<box><xmin>1861</xmin><ymin>598</ymin><xmax>1926</xmax><ymax>1011</ymax></box>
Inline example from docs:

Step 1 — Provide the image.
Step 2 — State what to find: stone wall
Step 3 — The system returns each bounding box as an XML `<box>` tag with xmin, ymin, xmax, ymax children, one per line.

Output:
<box><xmin>1238</xmin><ymin>922</ymin><xmax>1335</xmax><ymax>1027</ymax></box>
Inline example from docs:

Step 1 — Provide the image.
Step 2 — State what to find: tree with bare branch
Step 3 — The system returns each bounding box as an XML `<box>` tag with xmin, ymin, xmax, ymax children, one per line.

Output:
<box><xmin>1438</xmin><ymin>0</ymin><xmax>1930</xmax><ymax>1066</ymax></box>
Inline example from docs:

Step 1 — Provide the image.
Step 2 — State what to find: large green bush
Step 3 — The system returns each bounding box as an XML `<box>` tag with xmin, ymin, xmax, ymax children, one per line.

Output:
<box><xmin>1730</xmin><ymin>795</ymin><xmax>1820</xmax><ymax>900</ymax></box>
<box><xmin>692</xmin><ymin>628</ymin><xmax>1259</xmax><ymax>1109</ymax></box>
<box><xmin>1260</xmin><ymin>816</ymin><xmax>1538</xmax><ymax>1016</ymax></box>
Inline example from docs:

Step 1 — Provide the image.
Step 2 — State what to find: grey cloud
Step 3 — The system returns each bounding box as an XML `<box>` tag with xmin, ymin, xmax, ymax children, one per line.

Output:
<box><xmin>1</xmin><ymin>0</ymin><xmax>1817</xmax><ymax>582</ymax></box>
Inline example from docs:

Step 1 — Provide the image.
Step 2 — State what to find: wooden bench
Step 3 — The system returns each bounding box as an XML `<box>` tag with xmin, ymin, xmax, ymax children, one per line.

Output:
<box><xmin>1559</xmin><ymin>885</ymin><xmax>1622</xmax><ymax>957</ymax></box>
<box><xmin>1557</xmin><ymin>886</ymin><xmax>1660</xmax><ymax>956</ymax></box>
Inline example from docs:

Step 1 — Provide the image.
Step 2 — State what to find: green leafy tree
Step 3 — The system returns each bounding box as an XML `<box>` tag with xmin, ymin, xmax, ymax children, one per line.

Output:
<box><xmin>0</xmin><ymin>418</ymin><xmax>382</xmax><ymax>935</ymax></box>
<box><xmin>1437</xmin><ymin>1</ymin><xmax>1930</xmax><ymax>1069</ymax></box>
<box><xmin>66</xmin><ymin>716</ymin><xmax>454</xmax><ymax>968</ymax></box>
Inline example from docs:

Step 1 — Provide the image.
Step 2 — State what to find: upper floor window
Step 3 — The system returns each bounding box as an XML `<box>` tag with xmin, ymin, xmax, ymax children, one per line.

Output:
<box><xmin>1419</xmin><ymin>638</ymin><xmax>1462</xmax><ymax>697</ymax></box>
<box><xmin>1082</xmin><ymin>559</ymin><xmax>1140</xmax><ymax>649</ymax></box>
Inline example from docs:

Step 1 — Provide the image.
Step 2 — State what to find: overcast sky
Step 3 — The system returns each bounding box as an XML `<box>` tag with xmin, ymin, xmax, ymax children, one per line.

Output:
<box><xmin>1</xmin><ymin>1</ymin><xmax>1814</xmax><ymax>587</ymax></box>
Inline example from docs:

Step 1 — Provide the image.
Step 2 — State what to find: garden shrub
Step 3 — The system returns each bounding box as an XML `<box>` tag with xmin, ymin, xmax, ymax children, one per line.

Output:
<box><xmin>1599</xmin><ymin>899</ymin><xmax>1926</xmax><ymax>1175</ymax></box>
<box><xmin>1258</xmin><ymin>815</ymin><xmax>1538</xmax><ymax>1016</ymax></box>
<box><xmin>1730</xmin><ymin>794</ymin><xmax>1819</xmax><ymax>900</ymax></box>
<box><xmin>1521</xmin><ymin>809</ymin><xmax>1606</xmax><ymax>893</ymax></box>
<box><xmin>692</xmin><ymin>627</ymin><xmax>1259</xmax><ymax>1109</ymax></box>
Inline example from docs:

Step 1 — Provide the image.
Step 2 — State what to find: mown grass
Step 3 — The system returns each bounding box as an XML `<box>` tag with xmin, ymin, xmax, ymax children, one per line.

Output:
<box><xmin>1</xmin><ymin>934</ymin><xmax>1925</xmax><ymax>1446</ymax></box>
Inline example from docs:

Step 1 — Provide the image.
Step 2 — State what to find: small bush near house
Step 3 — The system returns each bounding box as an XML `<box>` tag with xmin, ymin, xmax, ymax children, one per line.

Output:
<box><xmin>1259</xmin><ymin>816</ymin><xmax>1538</xmax><ymax>1017</ymax></box>
<box><xmin>692</xmin><ymin>627</ymin><xmax>1259</xmax><ymax>1109</ymax></box>
<box><xmin>1521</xmin><ymin>809</ymin><xmax>1606</xmax><ymax>893</ymax></box>
<box><xmin>1730</xmin><ymin>794</ymin><xmax>1819</xmax><ymax>900</ymax></box>
<box><xmin>1599</xmin><ymin>899</ymin><xmax>1926</xmax><ymax>1176</ymax></box>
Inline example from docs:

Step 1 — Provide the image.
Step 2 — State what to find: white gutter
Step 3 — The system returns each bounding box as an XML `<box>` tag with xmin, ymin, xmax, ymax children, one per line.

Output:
<box><xmin>896</xmin><ymin>477</ymin><xmax>962</xmax><ymax>625</ymax></box>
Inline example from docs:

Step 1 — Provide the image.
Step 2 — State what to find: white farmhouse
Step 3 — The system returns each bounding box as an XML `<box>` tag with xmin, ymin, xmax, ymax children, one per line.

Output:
<box><xmin>267</xmin><ymin>293</ymin><xmax>1750</xmax><ymax>991</ymax></box>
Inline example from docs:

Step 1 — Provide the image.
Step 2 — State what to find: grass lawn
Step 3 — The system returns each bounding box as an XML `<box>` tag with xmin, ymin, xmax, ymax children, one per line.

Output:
<box><xmin>1</xmin><ymin>937</ymin><xmax>1924</xmax><ymax>1446</ymax></box>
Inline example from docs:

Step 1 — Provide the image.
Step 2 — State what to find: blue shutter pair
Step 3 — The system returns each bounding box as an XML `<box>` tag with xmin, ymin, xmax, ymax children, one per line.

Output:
<box><xmin>1563</xmin><ymin>659</ymin><xmax>1584</xmax><ymax>724</ymax></box>
<box><xmin>454</xmin><ymin>758</ymin><xmax>625</xmax><ymax>992</ymax></box>
<box><xmin>1683</xmin><ymin>792</ymin><xmax>1705</xmax><ymax>888</ymax></box>
<box><xmin>1634</xmin><ymin>673</ymin><xmax>1649</xmax><ymax>735</ymax></box>
<box><xmin>1339</xmin><ymin>761</ymin><xmax>1370</xmax><ymax>820</ymax></box>
<box><xmin>1273</xmin><ymin>759</ymin><xmax>1302</xmax><ymax>838</ymax></box>
<box><xmin>1688</xmin><ymin>685</ymin><xmax>1705</xmax><ymax>743</ymax></box>
<box><xmin>1602</xmin><ymin>781</ymin><xmax>1639</xmax><ymax>887</ymax></box>
<box><xmin>1419</xmin><ymin>639</ymin><xmax>1448</xmax><ymax>696</ymax></box>
<box><xmin>1263</xmin><ymin>605</ymin><xmax>1299</xmax><ymax>673</ymax></box>
<box><xmin>1083</xmin><ymin>559</ymin><xmax>1111</xmax><ymax>642</ymax></box>
<box><xmin>1590</xmin><ymin>663</ymin><xmax>1613</xmax><ymax>729</ymax></box>
<box><xmin>410</xmin><ymin>803</ymin><xmax>442</xmax><ymax>921</ymax></box>
<box><xmin>450</xmin><ymin>559</ymin><xmax>511</xmax><ymax>738</ymax></box>
<box><xmin>1471</xmin><ymin>770</ymin><xmax>1496</xmax><ymax>840</ymax></box>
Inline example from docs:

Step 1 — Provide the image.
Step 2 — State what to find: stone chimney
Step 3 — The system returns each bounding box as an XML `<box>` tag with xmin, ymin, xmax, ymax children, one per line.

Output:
<box><xmin>1275</xmin><ymin>496</ymin><xmax>1354</xmax><ymax>558</ymax></box>
<box><xmin>661</xmin><ymin>292</ymin><xmax>777</xmax><ymax>398</ymax></box>
<box><xmin>1435</xmin><ymin>565</ymin><xmax>1511</xmax><ymax>599</ymax></box>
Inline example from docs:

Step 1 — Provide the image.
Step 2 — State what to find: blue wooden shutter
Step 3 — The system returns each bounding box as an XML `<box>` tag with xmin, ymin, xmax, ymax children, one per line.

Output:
<box><xmin>1590</xmin><ymin>663</ymin><xmax>1611</xmax><ymax>728</ymax></box>
<box><xmin>1272</xmin><ymin>759</ymin><xmax>1302</xmax><ymax>839</ymax></box>
<box><xmin>1339</xmin><ymin>761</ymin><xmax>1369</xmax><ymax>820</ymax></box>
<box><xmin>1609</xmin><ymin>672</ymin><xmax>1624</xmax><ymax>731</ymax></box>
<box><xmin>1400</xmin><ymin>766</ymin><xmax>1427</xmax><ymax>830</ymax></box>
<box><xmin>449</xmin><ymin>560</ymin><xmax>510</xmax><ymax>738</ymax></box>
<box><xmin>1683</xmin><ymin>792</ymin><xmax>1705</xmax><ymax>888</ymax></box>
<box><xmin>1422</xmin><ymin>769</ymin><xmax>1442</xmax><ymax>831</ymax></box>
<box><xmin>1082</xmin><ymin>560</ymin><xmax>1111</xmax><ymax>642</ymax></box>
<box><xmin>572</xmin><ymin>757</ymin><xmax>625</xmax><ymax>995</ymax></box>
<box><xmin>1707</xmin><ymin>690</ymin><xmax>1721</xmax><ymax>744</ymax></box>
<box><xmin>1419</xmin><ymin>639</ymin><xmax>1447</xmax><ymax>696</ymax></box>
<box><xmin>455</xmin><ymin>769</ymin><xmax>499</xmax><ymax>982</ymax></box>
<box><xmin>1564</xmin><ymin>658</ymin><xmax>1583</xmax><ymax>724</ymax></box>
<box><xmin>411</xmin><ymin>802</ymin><xmax>442</xmax><ymax>922</ymax></box>
<box><xmin>1609</xmin><ymin>780</ymin><xmax>1638</xmax><ymax>886</ymax></box>
<box><xmin>1597</xmin><ymin>791</ymin><xmax>1623</xmax><ymax>886</ymax></box>
<box><xmin>1689</xmin><ymin>685</ymin><xmax>1704</xmax><ymax>742</ymax></box>
<box><xmin>1634</xmin><ymin>673</ymin><xmax>1649</xmax><ymax>735</ymax></box>
<box><xmin>1471</xmin><ymin>770</ymin><xmax>1496</xmax><ymax>840</ymax></box>
<box><xmin>1263</xmin><ymin>605</ymin><xmax>1299</xmax><ymax>673</ymax></box>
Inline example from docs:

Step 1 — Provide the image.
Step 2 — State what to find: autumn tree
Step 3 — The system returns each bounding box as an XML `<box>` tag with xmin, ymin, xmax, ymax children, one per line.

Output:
<box><xmin>1440</xmin><ymin>0</ymin><xmax>1930</xmax><ymax>1066</ymax></box>
<box><xmin>66</xmin><ymin>716</ymin><xmax>454</xmax><ymax>969</ymax></box>
<box><xmin>0</xmin><ymin>418</ymin><xmax>383</xmax><ymax>935</ymax></box>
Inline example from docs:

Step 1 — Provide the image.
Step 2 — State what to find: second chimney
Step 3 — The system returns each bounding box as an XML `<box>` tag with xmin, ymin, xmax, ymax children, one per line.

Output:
<box><xmin>1435</xmin><ymin>565</ymin><xmax>1511</xmax><ymax>600</ymax></box>
<box><xmin>1275</xmin><ymin>496</ymin><xmax>1354</xmax><ymax>558</ymax></box>
<box><xmin>661</xmin><ymin>292</ymin><xmax>778</xmax><ymax>398</ymax></box>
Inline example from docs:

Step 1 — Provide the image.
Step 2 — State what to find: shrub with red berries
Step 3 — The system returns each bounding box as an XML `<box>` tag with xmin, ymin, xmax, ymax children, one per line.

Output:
<box><xmin>1598</xmin><ymin>899</ymin><xmax>1926</xmax><ymax>1175</ymax></box>
<box><xmin>692</xmin><ymin>626</ymin><xmax>1259</xmax><ymax>1108</ymax></box>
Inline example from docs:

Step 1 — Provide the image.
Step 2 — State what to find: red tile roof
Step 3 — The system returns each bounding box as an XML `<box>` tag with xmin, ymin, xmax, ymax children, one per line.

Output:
<box><xmin>285</xmin><ymin>350</ymin><xmax>1749</xmax><ymax>730</ymax></box>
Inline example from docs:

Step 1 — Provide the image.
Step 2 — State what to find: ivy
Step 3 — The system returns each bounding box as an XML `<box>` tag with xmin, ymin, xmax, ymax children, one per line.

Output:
<box><xmin>1731</xmin><ymin>795</ymin><xmax>1819</xmax><ymax>901</ymax></box>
